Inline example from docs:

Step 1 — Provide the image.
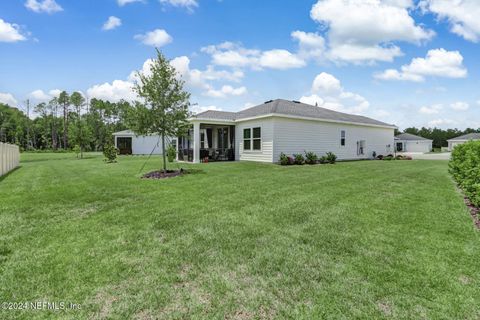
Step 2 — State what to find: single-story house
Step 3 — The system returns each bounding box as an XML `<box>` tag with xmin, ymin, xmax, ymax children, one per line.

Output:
<box><xmin>447</xmin><ymin>133</ymin><xmax>480</xmax><ymax>151</ymax></box>
<box><xmin>112</xmin><ymin>130</ymin><xmax>176</xmax><ymax>155</ymax></box>
<box><xmin>178</xmin><ymin>99</ymin><xmax>396</xmax><ymax>163</ymax></box>
<box><xmin>394</xmin><ymin>133</ymin><xmax>433</xmax><ymax>153</ymax></box>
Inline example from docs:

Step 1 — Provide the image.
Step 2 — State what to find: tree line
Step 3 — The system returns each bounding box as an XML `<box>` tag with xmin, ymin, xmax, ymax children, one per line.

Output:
<box><xmin>0</xmin><ymin>93</ymin><xmax>130</xmax><ymax>153</ymax></box>
<box><xmin>397</xmin><ymin>127</ymin><xmax>480</xmax><ymax>149</ymax></box>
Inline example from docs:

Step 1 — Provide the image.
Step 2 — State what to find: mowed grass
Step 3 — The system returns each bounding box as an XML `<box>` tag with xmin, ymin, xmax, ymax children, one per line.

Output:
<box><xmin>0</xmin><ymin>153</ymin><xmax>479</xmax><ymax>319</ymax></box>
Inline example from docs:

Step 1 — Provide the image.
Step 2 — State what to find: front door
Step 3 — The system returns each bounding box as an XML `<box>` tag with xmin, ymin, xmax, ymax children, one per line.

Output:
<box><xmin>117</xmin><ymin>137</ymin><xmax>132</xmax><ymax>155</ymax></box>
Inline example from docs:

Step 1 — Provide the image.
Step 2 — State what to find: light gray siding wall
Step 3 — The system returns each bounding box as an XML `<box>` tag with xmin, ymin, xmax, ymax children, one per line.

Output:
<box><xmin>272</xmin><ymin>117</ymin><xmax>394</xmax><ymax>162</ymax></box>
<box><xmin>235</xmin><ymin>118</ymin><xmax>274</xmax><ymax>162</ymax></box>
<box><xmin>404</xmin><ymin>140</ymin><xmax>432</xmax><ymax>153</ymax></box>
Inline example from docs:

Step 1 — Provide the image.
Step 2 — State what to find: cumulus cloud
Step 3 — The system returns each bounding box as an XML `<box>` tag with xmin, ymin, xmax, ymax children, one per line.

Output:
<box><xmin>310</xmin><ymin>0</ymin><xmax>434</xmax><ymax>63</ymax></box>
<box><xmin>25</xmin><ymin>0</ymin><xmax>63</xmax><ymax>14</ymax></box>
<box><xmin>191</xmin><ymin>105</ymin><xmax>222</xmax><ymax>114</ymax></box>
<box><xmin>134</xmin><ymin>29</ymin><xmax>172</xmax><ymax>47</ymax></box>
<box><xmin>27</xmin><ymin>89</ymin><xmax>62</xmax><ymax>102</ymax></box>
<box><xmin>300</xmin><ymin>72</ymin><xmax>370</xmax><ymax>114</ymax></box>
<box><xmin>201</xmin><ymin>42</ymin><xmax>305</xmax><ymax>70</ymax></box>
<box><xmin>420</xmin><ymin>0</ymin><xmax>480</xmax><ymax>42</ymax></box>
<box><xmin>204</xmin><ymin>85</ymin><xmax>247</xmax><ymax>98</ymax></box>
<box><xmin>374</xmin><ymin>48</ymin><xmax>467</xmax><ymax>82</ymax></box>
<box><xmin>450</xmin><ymin>101</ymin><xmax>469</xmax><ymax>111</ymax></box>
<box><xmin>0</xmin><ymin>19</ymin><xmax>27</xmax><ymax>42</ymax></box>
<box><xmin>419</xmin><ymin>104</ymin><xmax>443</xmax><ymax>114</ymax></box>
<box><xmin>86</xmin><ymin>80</ymin><xmax>136</xmax><ymax>102</ymax></box>
<box><xmin>0</xmin><ymin>93</ymin><xmax>18</xmax><ymax>107</ymax></box>
<box><xmin>428</xmin><ymin>118</ymin><xmax>456</xmax><ymax>128</ymax></box>
<box><xmin>159</xmin><ymin>0</ymin><xmax>198</xmax><ymax>12</ymax></box>
<box><xmin>291</xmin><ymin>30</ymin><xmax>325</xmax><ymax>61</ymax></box>
<box><xmin>102</xmin><ymin>16</ymin><xmax>122</xmax><ymax>31</ymax></box>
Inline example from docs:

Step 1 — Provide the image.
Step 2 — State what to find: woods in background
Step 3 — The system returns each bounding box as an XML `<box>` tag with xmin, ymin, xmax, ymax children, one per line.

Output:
<box><xmin>398</xmin><ymin>127</ymin><xmax>480</xmax><ymax>149</ymax></box>
<box><xmin>0</xmin><ymin>91</ymin><xmax>130</xmax><ymax>152</ymax></box>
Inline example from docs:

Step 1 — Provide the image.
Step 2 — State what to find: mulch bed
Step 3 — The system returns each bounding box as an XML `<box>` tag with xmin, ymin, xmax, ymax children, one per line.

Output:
<box><xmin>464</xmin><ymin>197</ymin><xmax>480</xmax><ymax>230</ymax></box>
<box><xmin>142</xmin><ymin>169</ymin><xmax>186</xmax><ymax>180</ymax></box>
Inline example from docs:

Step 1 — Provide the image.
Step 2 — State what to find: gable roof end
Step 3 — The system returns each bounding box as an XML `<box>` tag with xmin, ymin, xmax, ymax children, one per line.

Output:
<box><xmin>448</xmin><ymin>132</ymin><xmax>480</xmax><ymax>141</ymax></box>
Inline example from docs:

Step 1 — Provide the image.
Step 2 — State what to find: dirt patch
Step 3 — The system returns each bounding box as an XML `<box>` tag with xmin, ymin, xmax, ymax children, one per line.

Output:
<box><xmin>464</xmin><ymin>197</ymin><xmax>480</xmax><ymax>230</ymax></box>
<box><xmin>377</xmin><ymin>301</ymin><xmax>392</xmax><ymax>316</ymax></box>
<box><xmin>142</xmin><ymin>169</ymin><xmax>185</xmax><ymax>180</ymax></box>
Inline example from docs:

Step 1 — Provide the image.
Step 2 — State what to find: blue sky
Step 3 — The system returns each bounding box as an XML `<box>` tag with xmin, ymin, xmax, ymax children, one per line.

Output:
<box><xmin>1</xmin><ymin>0</ymin><xmax>480</xmax><ymax>130</ymax></box>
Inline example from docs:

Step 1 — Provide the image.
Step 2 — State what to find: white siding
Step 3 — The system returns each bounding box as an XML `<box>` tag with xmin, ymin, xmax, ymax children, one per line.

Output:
<box><xmin>235</xmin><ymin>118</ymin><xmax>274</xmax><ymax>162</ymax></box>
<box><xmin>271</xmin><ymin>117</ymin><xmax>394</xmax><ymax>162</ymax></box>
<box><xmin>0</xmin><ymin>142</ymin><xmax>20</xmax><ymax>176</ymax></box>
<box><xmin>404</xmin><ymin>140</ymin><xmax>432</xmax><ymax>153</ymax></box>
<box><xmin>115</xmin><ymin>135</ymin><xmax>174</xmax><ymax>155</ymax></box>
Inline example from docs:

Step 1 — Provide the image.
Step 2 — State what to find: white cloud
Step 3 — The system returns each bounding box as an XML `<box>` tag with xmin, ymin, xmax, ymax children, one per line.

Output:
<box><xmin>86</xmin><ymin>80</ymin><xmax>136</xmax><ymax>102</ymax></box>
<box><xmin>191</xmin><ymin>105</ymin><xmax>222</xmax><ymax>114</ymax></box>
<box><xmin>310</xmin><ymin>0</ymin><xmax>434</xmax><ymax>63</ymax></box>
<box><xmin>450</xmin><ymin>101</ymin><xmax>469</xmax><ymax>111</ymax></box>
<box><xmin>159</xmin><ymin>0</ymin><xmax>198</xmax><ymax>11</ymax></box>
<box><xmin>419</xmin><ymin>104</ymin><xmax>443</xmax><ymax>114</ymax></box>
<box><xmin>117</xmin><ymin>0</ymin><xmax>144</xmax><ymax>6</ymax></box>
<box><xmin>259</xmin><ymin>49</ymin><xmax>306</xmax><ymax>70</ymax></box>
<box><xmin>48</xmin><ymin>89</ymin><xmax>62</xmax><ymax>97</ymax></box>
<box><xmin>374</xmin><ymin>48</ymin><xmax>467</xmax><ymax>82</ymax></box>
<box><xmin>102</xmin><ymin>16</ymin><xmax>122</xmax><ymax>31</ymax></box>
<box><xmin>0</xmin><ymin>19</ymin><xmax>27</xmax><ymax>42</ymax></box>
<box><xmin>0</xmin><ymin>93</ymin><xmax>18</xmax><ymax>107</ymax></box>
<box><xmin>420</xmin><ymin>0</ymin><xmax>480</xmax><ymax>42</ymax></box>
<box><xmin>428</xmin><ymin>118</ymin><xmax>456</xmax><ymax>128</ymax></box>
<box><xmin>204</xmin><ymin>85</ymin><xmax>247</xmax><ymax>98</ymax></box>
<box><xmin>134</xmin><ymin>29</ymin><xmax>172</xmax><ymax>47</ymax></box>
<box><xmin>29</xmin><ymin>90</ymin><xmax>51</xmax><ymax>101</ymax></box>
<box><xmin>25</xmin><ymin>0</ymin><xmax>63</xmax><ymax>14</ymax></box>
<box><xmin>201</xmin><ymin>42</ymin><xmax>305</xmax><ymax>70</ymax></box>
<box><xmin>300</xmin><ymin>72</ymin><xmax>370</xmax><ymax>114</ymax></box>
<box><xmin>291</xmin><ymin>30</ymin><xmax>325</xmax><ymax>61</ymax></box>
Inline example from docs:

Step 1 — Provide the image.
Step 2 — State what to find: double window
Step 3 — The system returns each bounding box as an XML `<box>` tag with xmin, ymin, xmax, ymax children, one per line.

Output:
<box><xmin>340</xmin><ymin>130</ymin><xmax>346</xmax><ymax>146</ymax></box>
<box><xmin>243</xmin><ymin>127</ymin><xmax>261</xmax><ymax>151</ymax></box>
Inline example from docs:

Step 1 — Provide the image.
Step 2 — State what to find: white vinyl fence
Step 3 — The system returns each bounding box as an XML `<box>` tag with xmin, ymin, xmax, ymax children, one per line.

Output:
<box><xmin>0</xmin><ymin>142</ymin><xmax>20</xmax><ymax>177</ymax></box>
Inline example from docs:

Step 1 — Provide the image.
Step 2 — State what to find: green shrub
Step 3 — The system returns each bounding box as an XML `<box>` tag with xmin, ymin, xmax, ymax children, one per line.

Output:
<box><xmin>383</xmin><ymin>156</ymin><xmax>393</xmax><ymax>161</ymax></box>
<box><xmin>326</xmin><ymin>152</ymin><xmax>337</xmax><ymax>164</ymax></box>
<box><xmin>73</xmin><ymin>145</ymin><xmax>81</xmax><ymax>159</ymax></box>
<box><xmin>304</xmin><ymin>151</ymin><xmax>318</xmax><ymax>164</ymax></box>
<box><xmin>319</xmin><ymin>156</ymin><xmax>328</xmax><ymax>164</ymax></box>
<box><xmin>293</xmin><ymin>153</ymin><xmax>305</xmax><ymax>165</ymax></box>
<box><xmin>103</xmin><ymin>143</ymin><xmax>118</xmax><ymax>163</ymax></box>
<box><xmin>167</xmin><ymin>145</ymin><xmax>176</xmax><ymax>163</ymax></box>
<box><xmin>449</xmin><ymin>141</ymin><xmax>480</xmax><ymax>206</ymax></box>
<box><xmin>279</xmin><ymin>152</ymin><xmax>290</xmax><ymax>165</ymax></box>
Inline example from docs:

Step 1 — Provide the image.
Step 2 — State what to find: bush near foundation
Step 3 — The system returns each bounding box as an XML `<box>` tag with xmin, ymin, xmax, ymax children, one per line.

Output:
<box><xmin>449</xmin><ymin>141</ymin><xmax>480</xmax><ymax>206</ymax></box>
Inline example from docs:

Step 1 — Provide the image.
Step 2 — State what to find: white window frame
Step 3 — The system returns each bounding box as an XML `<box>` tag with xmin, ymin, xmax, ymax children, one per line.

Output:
<box><xmin>243</xmin><ymin>126</ymin><xmax>262</xmax><ymax>152</ymax></box>
<box><xmin>340</xmin><ymin>130</ymin><xmax>346</xmax><ymax>147</ymax></box>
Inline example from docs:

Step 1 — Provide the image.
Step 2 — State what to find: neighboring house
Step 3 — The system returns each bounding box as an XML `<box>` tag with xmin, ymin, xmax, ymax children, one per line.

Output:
<box><xmin>112</xmin><ymin>130</ymin><xmax>176</xmax><ymax>155</ymax></box>
<box><xmin>179</xmin><ymin>99</ymin><xmax>396</xmax><ymax>163</ymax></box>
<box><xmin>447</xmin><ymin>133</ymin><xmax>480</xmax><ymax>151</ymax></box>
<box><xmin>395</xmin><ymin>133</ymin><xmax>433</xmax><ymax>153</ymax></box>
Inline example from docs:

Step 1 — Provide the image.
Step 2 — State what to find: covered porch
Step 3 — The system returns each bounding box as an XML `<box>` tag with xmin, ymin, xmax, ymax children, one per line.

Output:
<box><xmin>177</xmin><ymin>121</ymin><xmax>235</xmax><ymax>163</ymax></box>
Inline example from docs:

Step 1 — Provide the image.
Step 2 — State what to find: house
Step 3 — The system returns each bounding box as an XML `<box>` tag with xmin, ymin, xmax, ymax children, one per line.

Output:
<box><xmin>447</xmin><ymin>133</ymin><xmax>480</xmax><ymax>151</ymax></box>
<box><xmin>178</xmin><ymin>99</ymin><xmax>396</xmax><ymax>163</ymax></box>
<box><xmin>112</xmin><ymin>130</ymin><xmax>176</xmax><ymax>155</ymax></box>
<box><xmin>395</xmin><ymin>133</ymin><xmax>433</xmax><ymax>153</ymax></box>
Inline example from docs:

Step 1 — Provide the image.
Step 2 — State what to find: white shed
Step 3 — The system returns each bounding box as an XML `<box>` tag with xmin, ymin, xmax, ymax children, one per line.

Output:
<box><xmin>112</xmin><ymin>130</ymin><xmax>175</xmax><ymax>155</ymax></box>
<box><xmin>447</xmin><ymin>133</ymin><xmax>480</xmax><ymax>151</ymax></box>
<box><xmin>395</xmin><ymin>133</ymin><xmax>432</xmax><ymax>153</ymax></box>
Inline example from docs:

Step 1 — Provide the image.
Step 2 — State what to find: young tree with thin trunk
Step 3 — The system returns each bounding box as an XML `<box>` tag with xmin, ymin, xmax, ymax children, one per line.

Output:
<box><xmin>128</xmin><ymin>49</ymin><xmax>191</xmax><ymax>172</ymax></box>
<box><xmin>58</xmin><ymin>91</ymin><xmax>70</xmax><ymax>149</ymax></box>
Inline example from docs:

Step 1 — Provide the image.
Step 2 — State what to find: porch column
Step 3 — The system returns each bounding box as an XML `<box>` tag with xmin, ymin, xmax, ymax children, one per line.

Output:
<box><xmin>193</xmin><ymin>121</ymin><xmax>201</xmax><ymax>163</ymax></box>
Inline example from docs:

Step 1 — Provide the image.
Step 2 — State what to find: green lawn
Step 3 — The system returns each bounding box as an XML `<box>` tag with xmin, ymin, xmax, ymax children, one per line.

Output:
<box><xmin>1</xmin><ymin>154</ymin><xmax>479</xmax><ymax>319</ymax></box>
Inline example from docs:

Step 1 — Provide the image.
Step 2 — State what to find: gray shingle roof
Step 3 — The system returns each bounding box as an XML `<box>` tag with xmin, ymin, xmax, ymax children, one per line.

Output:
<box><xmin>448</xmin><ymin>132</ymin><xmax>480</xmax><ymax>141</ymax></box>
<box><xmin>194</xmin><ymin>99</ymin><xmax>395</xmax><ymax>127</ymax></box>
<box><xmin>395</xmin><ymin>133</ymin><xmax>432</xmax><ymax>141</ymax></box>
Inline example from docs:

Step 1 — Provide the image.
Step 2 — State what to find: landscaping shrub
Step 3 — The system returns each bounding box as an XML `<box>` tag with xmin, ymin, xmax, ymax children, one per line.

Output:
<box><xmin>279</xmin><ymin>152</ymin><xmax>290</xmax><ymax>165</ymax></box>
<box><xmin>304</xmin><ymin>151</ymin><xmax>318</xmax><ymax>164</ymax></box>
<box><xmin>319</xmin><ymin>156</ymin><xmax>328</xmax><ymax>164</ymax></box>
<box><xmin>383</xmin><ymin>156</ymin><xmax>393</xmax><ymax>161</ymax></box>
<box><xmin>376</xmin><ymin>154</ymin><xmax>384</xmax><ymax>160</ymax></box>
<box><xmin>103</xmin><ymin>143</ymin><xmax>118</xmax><ymax>163</ymax></box>
<box><xmin>449</xmin><ymin>141</ymin><xmax>480</xmax><ymax>206</ymax></box>
<box><xmin>326</xmin><ymin>152</ymin><xmax>337</xmax><ymax>164</ymax></box>
<box><xmin>293</xmin><ymin>153</ymin><xmax>305</xmax><ymax>165</ymax></box>
<box><xmin>73</xmin><ymin>145</ymin><xmax>81</xmax><ymax>159</ymax></box>
<box><xmin>167</xmin><ymin>145</ymin><xmax>176</xmax><ymax>163</ymax></box>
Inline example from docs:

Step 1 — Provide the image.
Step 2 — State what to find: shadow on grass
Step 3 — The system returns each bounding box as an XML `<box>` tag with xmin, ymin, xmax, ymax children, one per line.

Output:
<box><xmin>0</xmin><ymin>166</ymin><xmax>21</xmax><ymax>182</ymax></box>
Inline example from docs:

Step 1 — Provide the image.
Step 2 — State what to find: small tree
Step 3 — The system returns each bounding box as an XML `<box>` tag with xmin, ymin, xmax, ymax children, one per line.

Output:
<box><xmin>128</xmin><ymin>49</ymin><xmax>191</xmax><ymax>172</ymax></box>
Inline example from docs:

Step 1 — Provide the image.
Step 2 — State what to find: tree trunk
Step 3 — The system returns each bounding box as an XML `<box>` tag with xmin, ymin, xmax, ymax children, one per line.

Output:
<box><xmin>162</xmin><ymin>133</ymin><xmax>167</xmax><ymax>172</ymax></box>
<box><xmin>63</xmin><ymin>104</ymin><xmax>68</xmax><ymax>149</ymax></box>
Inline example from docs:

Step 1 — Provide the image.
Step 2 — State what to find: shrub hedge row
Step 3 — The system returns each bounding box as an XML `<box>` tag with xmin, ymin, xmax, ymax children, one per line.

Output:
<box><xmin>449</xmin><ymin>141</ymin><xmax>480</xmax><ymax>206</ymax></box>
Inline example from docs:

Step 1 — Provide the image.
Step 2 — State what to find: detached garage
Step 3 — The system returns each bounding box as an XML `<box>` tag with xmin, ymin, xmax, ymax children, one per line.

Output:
<box><xmin>395</xmin><ymin>133</ymin><xmax>432</xmax><ymax>153</ymax></box>
<box><xmin>447</xmin><ymin>133</ymin><xmax>480</xmax><ymax>151</ymax></box>
<box><xmin>113</xmin><ymin>130</ymin><xmax>176</xmax><ymax>155</ymax></box>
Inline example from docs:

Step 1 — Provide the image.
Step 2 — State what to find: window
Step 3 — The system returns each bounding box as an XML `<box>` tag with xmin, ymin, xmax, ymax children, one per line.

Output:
<box><xmin>253</xmin><ymin>127</ymin><xmax>261</xmax><ymax>150</ymax></box>
<box><xmin>357</xmin><ymin>140</ymin><xmax>366</xmax><ymax>155</ymax></box>
<box><xmin>340</xmin><ymin>130</ymin><xmax>346</xmax><ymax>146</ymax></box>
<box><xmin>200</xmin><ymin>132</ymin><xmax>205</xmax><ymax>149</ymax></box>
<box><xmin>243</xmin><ymin>127</ymin><xmax>262</xmax><ymax>151</ymax></box>
<box><xmin>243</xmin><ymin>128</ymin><xmax>251</xmax><ymax>150</ymax></box>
